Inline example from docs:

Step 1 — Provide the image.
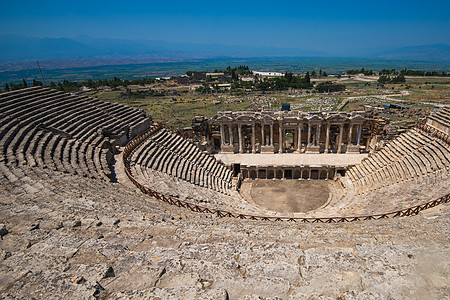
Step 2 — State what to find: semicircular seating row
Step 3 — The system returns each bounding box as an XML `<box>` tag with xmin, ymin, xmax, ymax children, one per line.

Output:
<box><xmin>0</xmin><ymin>87</ymin><xmax>151</xmax><ymax>182</ymax></box>
<box><xmin>427</xmin><ymin>106</ymin><xmax>450</xmax><ymax>133</ymax></box>
<box><xmin>347</xmin><ymin>126</ymin><xmax>450</xmax><ymax>194</ymax></box>
<box><xmin>131</xmin><ymin>127</ymin><xmax>233</xmax><ymax>194</ymax></box>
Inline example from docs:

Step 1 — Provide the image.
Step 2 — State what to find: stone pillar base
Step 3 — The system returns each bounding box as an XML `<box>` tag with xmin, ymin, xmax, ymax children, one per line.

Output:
<box><xmin>306</xmin><ymin>145</ymin><xmax>320</xmax><ymax>153</ymax></box>
<box><xmin>294</xmin><ymin>146</ymin><xmax>305</xmax><ymax>154</ymax></box>
<box><xmin>220</xmin><ymin>145</ymin><xmax>235</xmax><ymax>153</ymax></box>
<box><xmin>347</xmin><ymin>145</ymin><xmax>360</xmax><ymax>153</ymax></box>
<box><xmin>261</xmin><ymin>145</ymin><xmax>275</xmax><ymax>153</ymax></box>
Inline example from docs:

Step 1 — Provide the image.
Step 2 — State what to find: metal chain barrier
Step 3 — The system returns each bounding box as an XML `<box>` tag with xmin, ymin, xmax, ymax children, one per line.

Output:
<box><xmin>123</xmin><ymin>123</ymin><xmax>450</xmax><ymax>222</ymax></box>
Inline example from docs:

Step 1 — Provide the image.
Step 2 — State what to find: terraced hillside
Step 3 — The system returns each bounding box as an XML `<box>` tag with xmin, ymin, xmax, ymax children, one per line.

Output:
<box><xmin>0</xmin><ymin>87</ymin><xmax>449</xmax><ymax>299</ymax></box>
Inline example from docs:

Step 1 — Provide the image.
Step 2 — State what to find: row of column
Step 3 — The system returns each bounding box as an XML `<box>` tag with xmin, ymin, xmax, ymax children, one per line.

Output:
<box><xmin>220</xmin><ymin>122</ymin><xmax>363</xmax><ymax>153</ymax></box>
<box><xmin>322</xmin><ymin>123</ymin><xmax>362</xmax><ymax>153</ymax></box>
<box><xmin>242</xmin><ymin>167</ymin><xmax>337</xmax><ymax>180</ymax></box>
<box><xmin>221</xmin><ymin>123</ymin><xmax>274</xmax><ymax>154</ymax></box>
<box><xmin>261</xmin><ymin>124</ymin><xmax>274</xmax><ymax>146</ymax></box>
<box><xmin>278</xmin><ymin>123</ymin><xmax>303</xmax><ymax>152</ymax></box>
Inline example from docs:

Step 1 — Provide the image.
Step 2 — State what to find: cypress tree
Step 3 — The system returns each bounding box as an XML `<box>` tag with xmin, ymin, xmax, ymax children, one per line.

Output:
<box><xmin>305</xmin><ymin>72</ymin><xmax>311</xmax><ymax>84</ymax></box>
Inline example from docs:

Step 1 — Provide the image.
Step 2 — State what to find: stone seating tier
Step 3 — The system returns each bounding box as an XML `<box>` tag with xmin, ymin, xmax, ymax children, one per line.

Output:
<box><xmin>0</xmin><ymin>87</ymin><xmax>448</xmax><ymax>220</ymax></box>
<box><xmin>0</xmin><ymin>87</ymin><xmax>152</xmax><ymax>182</ymax></box>
<box><xmin>131</xmin><ymin>127</ymin><xmax>233</xmax><ymax>194</ymax></box>
<box><xmin>347</xmin><ymin>127</ymin><xmax>450</xmax><ymax>194</ymax></box>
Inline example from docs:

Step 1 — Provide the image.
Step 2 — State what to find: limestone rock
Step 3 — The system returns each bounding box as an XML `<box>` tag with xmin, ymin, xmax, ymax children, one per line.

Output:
<box><xmin>0</xmin><ymin>248</ymin><xmax>11</xmax><ymax>260</ymax></box>
<box><xmin>0</xmin><ymin>224</ymin><xmax>8</xmax><ymax>237</ymax></box>
<box><xmin>30</xmin><ymin>223</ymin><xmax>39</xmax><ymax>231</ymax></box>
<box><xmin>109</xmin><ymin>287</ymin><xmax>229</xmax><ymax>300</ymax></box>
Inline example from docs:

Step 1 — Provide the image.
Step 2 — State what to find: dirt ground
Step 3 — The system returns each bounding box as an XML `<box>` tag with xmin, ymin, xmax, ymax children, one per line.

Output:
<box><xmin>244</xmin><ymin>179</ymin><xmax>331</xmax><ymax>213</ymax></box>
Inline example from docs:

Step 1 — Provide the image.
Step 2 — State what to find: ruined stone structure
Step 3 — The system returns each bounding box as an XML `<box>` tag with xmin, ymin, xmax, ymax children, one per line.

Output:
<box><xmin>427</xmin><ymin>106</ymin><xmax>450</xmax><ymax>134</ymax></box>
<box><xmin>0</xmin><ymin>87</ymin><xmax>449</xmax><ymax>299</ymax></box>
<box><xmin>190</xmin><ymin>110</ymin><xmax>378</xmax><ymax>180</ymax></box>
<box><xmin>0</xmin><ymin>87</ymin><xmax>151</xmax><ymax>181</ymax></box>
<box><xmin>240</xmin><ymin>164</ymin><xmax>337</xmax><ymax>180</ymax></box>
<box><xmin>210</xmin><ymin>111</ymin><xmax>374</xmax><ymax>154</ymax></box>
<box><xmin>131</xmin><ymin>127</ymin><xmax>233</xmax><ymax>194</ymax></box>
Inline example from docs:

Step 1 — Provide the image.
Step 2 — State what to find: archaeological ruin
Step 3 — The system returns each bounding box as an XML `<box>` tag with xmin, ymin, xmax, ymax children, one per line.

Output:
<box><xmin>0</xmin><ymin>87</ymin><xmax>449</xmax><ymax>299</ymax></box>
<box><xmin>191</xmin><ymin>110</ymin><xmax>377</xmax><ymax>181</ymax></box>
<box><xmin>211</xmin><ymin>111</ymin><xmax>371</xmax><ymax>154</ymax></box>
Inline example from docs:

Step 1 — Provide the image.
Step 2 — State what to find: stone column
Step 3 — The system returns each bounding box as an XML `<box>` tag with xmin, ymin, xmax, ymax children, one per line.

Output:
<box><xmin>238</xmin><ymin>124</ymin><xmax>243</xmax><ymax>153</ymax></box>
<box><xmin>348</xmin><ymin>123</ymin><xmax>353</xmax><ymax>146</ymax></box>
<box><xmin>228</xmin><ymin>124</ymin><xmax>233</xmax><ymax>146</ymax></box>
<box><xmin>316</xmin><ymin>124</ymin><xmax>321</xmax><ymax>146</ymax></box>
<box><xmin>307</xmin><ymin>123</ymin><xmax>311</xmax><ymax>145</ymax></box>
<box><xmin>279</xmin><ymin>123</ymin><xmax>283</xmax><ymax>153</ymax></box>
<box><xmin>356</xmin><ymin>124</ymin><xmax>362</xmax><ymax>146</ymax></box>
<box><xmin>325</xmin><ymin>123</ymin><xmax>330</xmax><ymax>153</ymax></box>
<box><xmin>338</xmin><ymin>124</ymin><xmax>344</xmax><ymax>153</ymax></box>
<box><xmin>220</xmin><ymin>123</ymin><xmax>225</xmax><ymax>146</ymax></box>
<box><xmin>252</xmin><ymin>124</ymin><xmax>256</xmax><ymax>153</ymax></box>
<box><xmin>270</xmin><ymin>124</ymin><xmax>273</xmax><ymax>146</ymax></box>
<box><xmin>261</xmin><ymin>124</ymin><xmax>265</xmax><ymax>146</ymax></box>
<box><xmin>297</xmin><ymin>123</ymin><xmax>302</xmax><ymax>152</ymax></box>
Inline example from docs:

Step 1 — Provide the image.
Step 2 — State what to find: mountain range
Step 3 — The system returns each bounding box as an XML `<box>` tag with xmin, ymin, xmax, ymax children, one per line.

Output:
<box><xmin>0</xmin><ymin>35</ymin><xmax>449</xmax><ymax>64</ymax></box>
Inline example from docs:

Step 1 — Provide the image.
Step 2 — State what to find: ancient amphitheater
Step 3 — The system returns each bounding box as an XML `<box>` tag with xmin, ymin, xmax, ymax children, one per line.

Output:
<box><xmin>0</xmin><ymin>87</ymin><xmax>449</xmax><ymax>299</ymax></box>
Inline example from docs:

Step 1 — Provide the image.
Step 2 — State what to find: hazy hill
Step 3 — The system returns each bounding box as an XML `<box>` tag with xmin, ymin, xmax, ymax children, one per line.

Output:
<box><xmin>0</xmin><ymin>35</ymin><xmax>94</xmax><ymax>61</ymax></box>
<box><xmin>370</xmin><ymin>44</ymin><xmax>450</xmax><ymax>61</ymax></box>
<box><xmin>1</xmin><ymin>35</ymin><xmax>449</xmax><ymax>70</ymax></box>
<box><xmin>0</xmin><ymin>35</ymin><xmax>326</xmax><ymax>62</ymax></box>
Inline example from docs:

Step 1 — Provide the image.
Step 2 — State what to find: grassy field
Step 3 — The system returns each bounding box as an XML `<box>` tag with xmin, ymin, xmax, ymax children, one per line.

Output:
<box><xmin>80</xmin><ymin>75</ymin><xmax>449</xmax><ymax>129</ymax></box>
<box><xmin>85</xmin><ymin>88</ymin><xmax>255</xmax><ymax>128</ymax></box>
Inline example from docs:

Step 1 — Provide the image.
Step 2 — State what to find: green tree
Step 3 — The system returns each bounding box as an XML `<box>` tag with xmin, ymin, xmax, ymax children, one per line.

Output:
<box><xmin>390</xmin><ymin>74</ymin><xmax>405</xmax><ymax>84</ymax></box>
<box><xmin>4</xmin><ymin>83</ymin><xmax>10</xmax><ymax>92</ymax></box>
<box><xmin>231</xmin><ymin>70</ymin><xmax>238</xmax><ymax>81</ymax></box>
<box><xmin>22</xmin><ymin>79</ymin><xmax>28</xmax><ymax>88</ymax></box>
<box><xmin>315</xmin><ymin>82</ymin><xmax>345</xmax><ymax>93</ymax></box>
<box><xmin>284</xmin><ymin>72</ymin><xmax>293</xmax><ymax>82</ymax></box>
<box><xmin>32</xmin><ymin>79</ymin><xmax>43</xmax><ymax>87</ymax></box>
<box><xmin>377</xmin><ymin>75</ymin><xmax>390</xmax><ymax>84</ymax></box>
<box><xmin>305</xmin><ymin>72</ymin><xmax>311</xmax><ymax>83</ymax></box>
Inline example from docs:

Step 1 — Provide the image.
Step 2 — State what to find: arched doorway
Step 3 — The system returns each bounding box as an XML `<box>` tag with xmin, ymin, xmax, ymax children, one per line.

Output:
<box><xmin>242</xmin><ymin>125</ymin><xmax>252</xmax><ymax>153</ymax></box>
<box><xmin>329</xmin><ymin>125</ymin><xmax>340</xmax><ymax>153</ymax></box>
<box><xmin>284</xmin><ymin>130</ymin><xmax>295</xmax><ymax>152</ymax></box>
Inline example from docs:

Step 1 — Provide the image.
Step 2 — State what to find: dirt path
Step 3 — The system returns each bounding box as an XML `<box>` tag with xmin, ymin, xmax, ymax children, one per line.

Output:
<box><xmin>337</xmin><ymin>90</ymin><xmax>411</xmax><ymax>110</ymax></box>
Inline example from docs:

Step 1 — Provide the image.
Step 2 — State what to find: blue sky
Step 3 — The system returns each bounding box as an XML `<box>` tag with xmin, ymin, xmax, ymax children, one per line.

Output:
<box><xmin>1</xmin><ymin>0</ymin><xmax>449</xmax><ymax>54</ymax></box>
